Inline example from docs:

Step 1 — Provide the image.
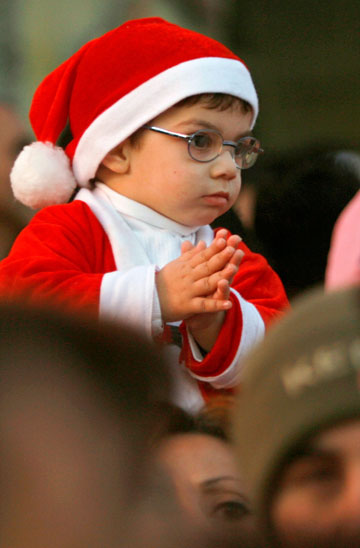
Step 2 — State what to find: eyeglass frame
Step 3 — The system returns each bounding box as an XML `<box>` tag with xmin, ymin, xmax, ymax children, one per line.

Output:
<box><xmin>142</xmin><ymin>125</ymin><xmax>263</xmax><ymax>169</ymax></box>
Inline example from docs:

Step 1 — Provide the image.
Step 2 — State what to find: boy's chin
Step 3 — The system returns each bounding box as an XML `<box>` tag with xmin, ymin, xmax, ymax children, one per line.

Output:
<box><xmin>188</xmin><ymin>215</ymin><xmax>224</xmax><ymax>227</ymax></box>
<box><xmin>167</xmin><ymin>205</ymin><xmax>232</xmax><ymax>228</ymax></box>
<box><xmin>194</xmin><ymin>208</ymin><xmax>232</xmax><ymax>228</ymax></box>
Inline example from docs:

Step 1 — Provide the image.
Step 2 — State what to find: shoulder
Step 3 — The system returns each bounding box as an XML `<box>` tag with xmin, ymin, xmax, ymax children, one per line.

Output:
<box><xmin>30</xmin><ymin>200</ymin><xmax>104</xmax><ymax>232</ymax></box>
<box><xmin>33</xmin><ymin>199</ymin><xmax>93</xmax><ymax>219</ymax></box>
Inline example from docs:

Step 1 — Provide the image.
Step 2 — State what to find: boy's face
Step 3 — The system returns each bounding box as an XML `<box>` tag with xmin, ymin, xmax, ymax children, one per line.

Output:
<box><xmin>270</xmin><ymin>418</ymin><xmax>360</xmax><ymax>547</ymax></box>
<box><xmin>113</xmin><ymin>102</ymin><xmax>253</xmax><ymax>226</ymax></box>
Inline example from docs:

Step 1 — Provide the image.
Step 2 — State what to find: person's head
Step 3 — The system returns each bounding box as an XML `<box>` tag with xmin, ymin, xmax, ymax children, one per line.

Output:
<box><xmin>0</xmin><ymin>206</ymin><xmax>25</xmax><ymax>259</ymax></box>
<box><xmin>325</xmin><ymin>188</ymin><xmax>360</xmax><ymax>291</ymax></box>
<box><xmin>0</xmin><ymin>104</ymin><xmax>28</xmax><ymax>202</ymax></box>
<box><xmin>271</xmin><ymin>417</ymin><xmax>360</xmax><ymax>548</ymax></box>
<box><xmin>150</xmin><ymin>397</ymin><xmax>256</xmax><ymax>537</ymax></box>
<box><xmin>253</xmin><ymin>148</ymin><xmax>360</xmax><ymax>299</ymax></box>
<box><xmin>96</xmin><ymin>92</ymin><xmax>258</xmax><ymax>226</ymax></box>
<box><xmin>0</xmin><ymin>103</ymin><xmax>31</xmax><ymax>224</ymax></box>
<box><xmin>231</xmin><ymin>286</ymin><xmax>360</xmax><ymax>547</ymax></box>
<box><xmin>0</xmin><ymin>298</ymin><xmax>170</xmax><ymax>547</ymax></box>
<box><xmin>10</xmin><ymin>17</ymin><xmax>261</xmax><ymax>222</ymax></box>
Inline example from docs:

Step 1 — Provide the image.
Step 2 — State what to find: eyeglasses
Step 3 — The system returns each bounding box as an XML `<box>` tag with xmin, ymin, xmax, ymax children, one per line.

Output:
<box><xmin>142</xmin><ymin>125</ymin><xmax>263</xmax><ymax>169</ymax></box>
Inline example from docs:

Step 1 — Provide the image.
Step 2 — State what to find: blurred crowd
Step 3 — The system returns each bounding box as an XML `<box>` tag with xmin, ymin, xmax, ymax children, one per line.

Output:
<box><xmin>1</xmin><ymin>17</ymin><xmax>360</xmax><ymax>548</ymax></box>
<box><xmin>0</xmin><ymin>102</ymin><xmax>31</xmax><ymax>258</ymax></box>
<box><xmin>1</xmin><ymin>105</ymin><xmax>359</xmax><ymax>546</ymax></box>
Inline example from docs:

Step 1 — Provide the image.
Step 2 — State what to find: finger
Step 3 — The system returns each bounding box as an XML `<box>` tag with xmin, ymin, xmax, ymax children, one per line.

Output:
<box><xmin>190</xmin><ymin>236</ymin><xmax>228</xmax><ymax>263</ymax></box>
<box><xmin>226</xmin><ymin>234</ymin><xmax>242</xmax><ymax>249</ymax></box>
<box><xmin>181</xmin><ymin>240</ymin><xmax>194</xmax><ymax>255</ymax></box>
<box><xmin>214</xmin><ymin>228</ymin><xmax>229</xmax><ymax>240</ymax></box>
<box><xmin>215</xmin><ymin>230</ymin><xmax>242</xmax><ymax>249</ymax></box>
<box><xmin>224</xmin><ymin>263</ymin><xmax>239</xmax><ymax>286</ymax></box>
<box><xmin>213</xmin><ymin>279</ymin><xmax>230</xmax><ymax>301</ymax></box>
<box><xmin>228</xmin><ymin>248</ymin><xmax>244</xmax><ymax>267</ymax></box>
<box><xmin>191</xmin><ymin>295</ymin><xmax>232</xmax><ymax>314</ymax></box>
<box><xmin>180</xmin><ymin>239</ymin><xmax>207</xmax><ymax>260</ymax></box>
<box><xmin>217</xmin><ymin>262</ymin><xmax>239</xmax><ymax>284</ymax></box>
<box><xmin>192</xmin><ymin>263</ymin><xmax>236</xmax><ymax>296</ymax></box>
<box><xmin>192</xmin><ymin>244</ymin><xmax>237</xmax><ymax>280</ymax></box>
<box><xmin>203</xmin><ymin>263</ymin><xmax>237</xmax><ymax>293</ymax></box>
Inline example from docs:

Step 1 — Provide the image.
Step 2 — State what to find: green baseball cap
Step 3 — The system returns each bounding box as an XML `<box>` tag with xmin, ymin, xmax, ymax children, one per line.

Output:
<box><xmin>232</xmin><ymin>286</ymin><xmax>360</xmax><ymax>522</ymax></box>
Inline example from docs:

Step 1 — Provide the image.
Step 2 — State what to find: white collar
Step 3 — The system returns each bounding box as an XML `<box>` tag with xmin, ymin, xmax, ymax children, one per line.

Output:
<box><xmin>95</xmin><ymin>182</ymin><xmax>202</xmax><ymax>237</ymax></box>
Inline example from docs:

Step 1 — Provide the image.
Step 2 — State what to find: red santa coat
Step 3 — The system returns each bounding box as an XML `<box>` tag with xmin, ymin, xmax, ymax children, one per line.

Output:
<box><xmin>0</xmin><ymin>188</ymin><xmax>288</xmax><ymax>408</ymax></box>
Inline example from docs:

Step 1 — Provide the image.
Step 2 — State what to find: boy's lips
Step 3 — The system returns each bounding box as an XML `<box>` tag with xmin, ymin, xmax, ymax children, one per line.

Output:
<box><xmin>202</xmin><ymin>191</ymin><xmax>230</xmax><ymax>206</ymax></box>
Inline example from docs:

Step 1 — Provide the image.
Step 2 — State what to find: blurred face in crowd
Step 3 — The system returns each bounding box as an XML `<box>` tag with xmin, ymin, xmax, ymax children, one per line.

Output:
<box><xmin>270</xmin><ymin>418</ymin><xmax>360</xmax><ymax>547</ymax></box>
<box><xmin>0</xmin><ymin>344</ymin><xmax>135</xmax><ymax>548</ymax></box>
<box><xmin>155</xmin><ymin>432</ymin><xmax>254</xmax><ymax>534</ymax></box>
<box><xmin>0</xmin><ymin>105</ymin><xmax>28</xmax><ymax>202</ymax></box>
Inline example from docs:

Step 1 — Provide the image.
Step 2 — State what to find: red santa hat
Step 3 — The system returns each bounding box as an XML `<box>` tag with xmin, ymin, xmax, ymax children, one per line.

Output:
<box><xmin>11</xmin><ymin>17</ymin><xmax>259</xmax><ymax>210</ymax></box>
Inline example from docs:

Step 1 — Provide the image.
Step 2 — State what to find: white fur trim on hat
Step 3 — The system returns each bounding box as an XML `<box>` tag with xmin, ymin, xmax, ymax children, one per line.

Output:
<box><xmin>10</xmin><ymin>141</ymin><xmax>77</xmax><ymax>210</ymax></box>
<box><xmin>73</xmin><ymin>57</ymin><xmax>258</xmax><ymax>185</ymax></box>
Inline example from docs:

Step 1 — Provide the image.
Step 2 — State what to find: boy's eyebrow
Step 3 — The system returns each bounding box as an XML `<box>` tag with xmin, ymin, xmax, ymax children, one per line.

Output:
<box><xmin>175</xmin><ymin>118</ymin><xmax>254</xmax><ymax>140</ymax></box>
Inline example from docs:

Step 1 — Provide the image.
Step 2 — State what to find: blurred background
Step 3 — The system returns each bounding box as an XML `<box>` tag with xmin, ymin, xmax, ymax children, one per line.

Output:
<box><xmin>2</xmin><ymin>0</ymin><xmax>359</xmax><ymax>151</ymax></box>
<box><xmin>1</xmin><ymin>0</ymin><xmax>359</xmax><ymax>288</ymax></box>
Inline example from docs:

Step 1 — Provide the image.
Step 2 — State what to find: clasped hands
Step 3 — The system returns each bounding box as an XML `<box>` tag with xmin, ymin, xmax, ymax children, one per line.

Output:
<box><xmin>156</xmin><ymin>229</ymin><xmax>244</xmax><ymax>351</ymax></box>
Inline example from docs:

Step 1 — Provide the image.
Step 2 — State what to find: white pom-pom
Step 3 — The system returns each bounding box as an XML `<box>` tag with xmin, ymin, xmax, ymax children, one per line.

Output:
<box><xmin>10</xmin><ymin>141</ymin><xmax>77</xmax><ymax>209</ymax></box>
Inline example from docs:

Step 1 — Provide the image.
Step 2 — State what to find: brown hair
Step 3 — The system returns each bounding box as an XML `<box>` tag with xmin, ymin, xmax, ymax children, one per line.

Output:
<box><xmin>151</xmin><ymin>394</ymin><xmax>236</xmax><ymax>446</ymax></box>
<box><xmin>130</xmin><ymin>92</ymin><xmax>252</xmax><ymax>147</ymax></box>
<box><xmin>176</xmin><ymin>92</ymin><xmax>252</xmax><ymax>113</ymax></box>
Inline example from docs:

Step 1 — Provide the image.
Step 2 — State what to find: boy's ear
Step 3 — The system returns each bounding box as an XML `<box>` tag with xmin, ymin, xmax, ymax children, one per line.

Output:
<box><xmin>101</xmin><ymin>139</ymin><xmax>131</xmax><ymax>174</ymax></box>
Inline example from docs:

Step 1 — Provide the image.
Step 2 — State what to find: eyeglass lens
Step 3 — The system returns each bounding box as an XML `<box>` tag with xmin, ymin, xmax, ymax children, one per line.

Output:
<box><xmin>189</xmin><ymin>130</ymin><xmax>260</xmax><ymax>169</ymax></box>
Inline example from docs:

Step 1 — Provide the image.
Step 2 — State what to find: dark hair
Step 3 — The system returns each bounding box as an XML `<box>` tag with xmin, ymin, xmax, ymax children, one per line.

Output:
<box><xmin>254</xmin><ymin>148</ymin><xmax>360</xmax><ymax>299</ymax></box>
<box><xmin>151</xmin><ymin>394</ymin><xmax>235</xmax><ymax>445</ymax></box>
<box><xmin>130</xmin><ymin>93</ymin><xmax>252</xmax><ymax>147</ymax></box>
<box><xmin>175</xmin><ymin>92</ymin><xmax>252</xmax><ymax>113</ymax></box>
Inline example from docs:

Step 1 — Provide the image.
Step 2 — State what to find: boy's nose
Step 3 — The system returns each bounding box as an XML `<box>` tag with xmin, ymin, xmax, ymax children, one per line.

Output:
<box><xmin>210</xmin><ymin>148</ymin><xmax>239</xmax><ymax>180</ymax></box>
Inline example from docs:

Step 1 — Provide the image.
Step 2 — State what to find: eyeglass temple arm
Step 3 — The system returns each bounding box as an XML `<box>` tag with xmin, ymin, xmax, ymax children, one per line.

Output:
<box><xmin>142</xmin><ymin>125</ymin><xmax>189</xmax><ymax>141</ymax></box>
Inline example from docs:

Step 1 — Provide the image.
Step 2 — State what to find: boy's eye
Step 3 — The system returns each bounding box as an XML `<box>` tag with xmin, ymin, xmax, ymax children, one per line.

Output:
<box><xmin>191</xmin><ymin>131</ymin><xmax>214</xmax><ymax>150</ymax></box>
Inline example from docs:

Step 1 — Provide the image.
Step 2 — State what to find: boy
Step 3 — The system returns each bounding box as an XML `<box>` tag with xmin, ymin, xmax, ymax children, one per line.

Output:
<box><xmin>0</xmin><ymin>18</ymin><xmax>288</xmax><ymax>411</ymax></box>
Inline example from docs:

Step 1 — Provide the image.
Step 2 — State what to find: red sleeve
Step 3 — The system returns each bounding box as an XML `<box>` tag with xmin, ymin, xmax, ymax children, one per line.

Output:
<box><xmin>230</xmin><ymin>238</ymin><xmax>290</xmax><ymax>327</ymax></box>
<box><xmin>0</xmin><ymin>201</ymin><xmax>116</xmax><ymax>315</ymax></box>
<box><xmin>180</xmin><ymin>231</ymin><xmax>289</xmax><ymax>379</ymax></box>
